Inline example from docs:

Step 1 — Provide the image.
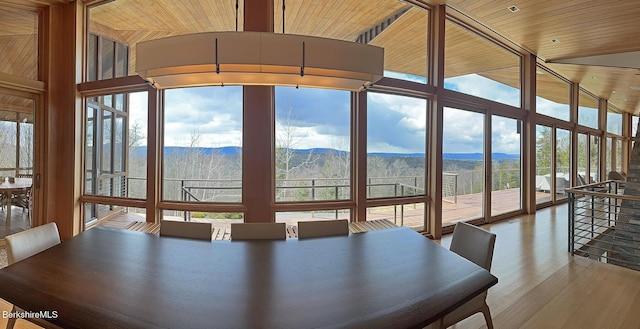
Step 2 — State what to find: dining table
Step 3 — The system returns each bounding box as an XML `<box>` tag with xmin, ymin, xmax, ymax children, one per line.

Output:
<box><xmin>0</xmin><ymin>226</ymin><xmax>497</xmax><ymax>329</ymax></box>
<box><xmin>0</xmin><ymin>177</ymin><xmax>32</xmax><ymax>226</ymax></box>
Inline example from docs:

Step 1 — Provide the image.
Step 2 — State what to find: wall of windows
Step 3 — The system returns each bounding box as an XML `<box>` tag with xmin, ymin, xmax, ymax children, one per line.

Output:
<box><xmin>77</xmin><ymin>1</ymin><xmax>634</xmax><ymax>238</ymax></box>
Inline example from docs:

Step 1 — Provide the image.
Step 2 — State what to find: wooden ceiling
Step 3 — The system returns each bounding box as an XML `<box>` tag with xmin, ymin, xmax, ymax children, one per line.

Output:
<box><xmin>442</xmin><ymin>0</ymin><xmax>640</xmax><ymax>113</ymax></box>
<box><xmin>1</xmin><ymin>0</ymin><xmax>639</xmax><ymax>114</ymax></box>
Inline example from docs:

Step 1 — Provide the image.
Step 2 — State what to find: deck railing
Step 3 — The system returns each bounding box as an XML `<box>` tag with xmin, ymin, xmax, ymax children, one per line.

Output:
<box><xmin>566</xmin><ymin>180</ymin><xmax>640</xmax><ymax>271</ymax></box>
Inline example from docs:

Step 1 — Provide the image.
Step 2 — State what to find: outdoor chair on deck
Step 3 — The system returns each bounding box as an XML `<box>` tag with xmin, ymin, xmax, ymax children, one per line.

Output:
<box><xmin>4</xmin><ymin>223</ymin><xmax>62</xmax><ymax>329</ymax></box>
<box><xmin>607</xmin><ymin>171</ymin><xmax>626</xmax><ymax>190</ymax></box>
<box><xmin>438</xmin><ymin>222</ymin><xmax>496</xmax><ymax>329</ymax></box>
<box><xmin>230</xmin><ymin>222</ymin><xmax>286</xmax><ymax>240</ymax></box>
<box><xmin>297</xmin><ymin>219</ymin><xmax>349</xmax><ymax>239</ymax></box>
<box><xmin>159</xmin><ymin>220</ymin><xmax>213</xmax><ymax>240</ymax></box>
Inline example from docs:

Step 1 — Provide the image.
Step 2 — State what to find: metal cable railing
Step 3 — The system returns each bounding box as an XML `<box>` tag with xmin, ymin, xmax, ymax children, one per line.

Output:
<box><xmin>566</xmin><ymin>180</ymin><xmax>640</xmax><ymax>271</ymax></box>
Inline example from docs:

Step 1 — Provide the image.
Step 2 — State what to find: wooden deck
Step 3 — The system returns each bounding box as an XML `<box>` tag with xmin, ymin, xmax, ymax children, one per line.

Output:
<box><xmin>107</xmin><ymin>218</ymin><xmax>397</xmax><ymax>239</ymax></box>
<box><xmin>94</xmin><ymin>189</ymin><xmax>555</xmax><ymax>235</ymax></box>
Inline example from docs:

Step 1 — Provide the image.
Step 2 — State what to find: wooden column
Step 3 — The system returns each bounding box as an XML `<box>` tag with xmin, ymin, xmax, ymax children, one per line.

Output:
<box><xmin>427</xmin><ymin>5</ymin><xmax>446</xmax><ymax>238</ymax></box>
<box><xmin>354</xmin><ymin>92</ymin><xmax>367</xmax><ymax>222</ymax></box>
<box><xmin>242</xmin><ymin>0</ymin><xmax>275</xmax><ymax>222</ymax></box>
<box><xmin>522</xmin><ymin>54</ymin><xmax>537</xmax><ymax>214</ymax></box>
<box><xmin>42</xmin><ymin>1</ymin><xmax>84</xmax><ymax>239</ymax></box>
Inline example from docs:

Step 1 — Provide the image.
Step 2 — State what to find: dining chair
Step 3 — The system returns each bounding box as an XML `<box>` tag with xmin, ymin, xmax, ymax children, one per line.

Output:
<box><xmin>4</xmin><ymin>222</ymin><xmax>63</xmax><ymax>329</ymax></box>
<box><xmin>297</xmin><ymin>219</ymin><xmax>349</xmax><ymax>239</ymax></box>
<box><xmin>230</xmin><ymin>222</ymin><xmax>286</xmax><ymax>240</ymax></box>
<box><xmin>10</xmin><ymin>187</ymin><xmax>32</xmax><ymax>224</ymax></box>
<box><xmin>159</xmin><ymin>220</ymin><xmax>213</xmax><ymax>240</ymax></box>
<box><xmin>438</xmin><ymin>222</ymin><xmax>496</xmax><ymax>329</ymax></box>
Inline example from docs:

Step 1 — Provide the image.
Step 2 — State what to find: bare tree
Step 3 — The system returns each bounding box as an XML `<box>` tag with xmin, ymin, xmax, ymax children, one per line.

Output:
<box><xmin>275</xmin><ymin>103</ymin><xmax>318</xmax><ymax>200</ymax></box>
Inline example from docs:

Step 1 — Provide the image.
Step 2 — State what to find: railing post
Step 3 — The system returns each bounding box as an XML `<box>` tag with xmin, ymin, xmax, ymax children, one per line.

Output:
<box><xmin>311</xmin><ymin>179</ymin><xmax>316</xmax><ymax>201</ymax></box>
<box><xmin>454</xmin><ymin>175</ymin><xmax>458</xmax><ymax>204</ymax></box>
<box><xmin>568</xmin><ymin>192</ymin><xmax>574</xmax><ymax>254</ymax></box>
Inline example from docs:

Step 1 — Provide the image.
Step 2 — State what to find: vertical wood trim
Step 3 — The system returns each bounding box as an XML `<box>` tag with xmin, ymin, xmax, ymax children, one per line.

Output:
<box><xmin>599</xmin><ymin>98</ymin><xmax>608</xmax><ymax>180</ymax></box>
<box><xmin>354</xmin><ymin>91</ymin><xmax>367</xmax><ymax>222</ymax></box>
<box><xmin>522</xmin><ymin>55</ymin><xmax>536</xmax><ymax>214</ymax></box>
<box><xmin>146</xmin><ymin>87</ymin><xmax>160</xmax><ymax>223</ymax></box>
<box><xmin>484</xmin><ymin>111</ymin><xmax>492</xmax><ymax>222</ymax></box>
<box><xmin>427</xmin><ymin>4</ymin><xmax>445</xmax><ymax>238</ymax></box>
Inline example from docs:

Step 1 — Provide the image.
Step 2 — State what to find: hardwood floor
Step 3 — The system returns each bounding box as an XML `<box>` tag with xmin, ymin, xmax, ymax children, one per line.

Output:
<box><xmin>438</xmin><ymin>203</ymin><xmax>640</xmax><ymax>329</ymax></box>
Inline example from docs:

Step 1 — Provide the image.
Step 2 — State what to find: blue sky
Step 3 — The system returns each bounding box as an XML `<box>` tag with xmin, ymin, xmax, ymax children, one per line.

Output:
<box><xmin>128</xmin><ymin>72</ymin><xmax>572</xmax><ymax>155</ymax></box>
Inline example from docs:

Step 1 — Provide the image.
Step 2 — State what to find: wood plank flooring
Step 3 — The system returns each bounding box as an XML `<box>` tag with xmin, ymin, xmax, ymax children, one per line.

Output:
<box><xmin>438</xmin><ymin>203</ymin><xmax>640</xmax><ymax>329</ymax></box>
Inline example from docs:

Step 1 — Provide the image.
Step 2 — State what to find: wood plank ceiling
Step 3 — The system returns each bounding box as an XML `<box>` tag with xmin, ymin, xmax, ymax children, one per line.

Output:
<box><xmin>1</xmin><ymin>0</ymin><xmax>639</xmax><ymax>114</ymax></box>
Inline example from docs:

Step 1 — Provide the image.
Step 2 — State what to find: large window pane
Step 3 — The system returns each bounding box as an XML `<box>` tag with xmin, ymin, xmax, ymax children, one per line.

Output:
<box><xmin>616</xmin><ymin>139</ymin><xmax>623</xmax><ymax>172</ymax></box>
<box><xmin>605</xmin><ymin>137</ymin><xmax>613</xmax><ymax>175</ymax></box>
<box><xmin>127</xmin><ymin>92</ymin><xmax>148</xmax><ymax>199</ymax></box>
<box><xmin>491</xmin><ymin>116</ymin><xmax>521</xmax><ymax>216</ymax></box>
<box><xmin>607</xmin><ymin>109</ymin><xmax>622</xmax><ymax>135</ymax></box>
<box><xmin>578</xmin><ymin>90</ymin><xmax>599</xmax><ymax>129</ymax></box>
<box><xmin>556</xmin><ymin>129</ymin><xmax>571</xmax><ymax>199</ymax></box>
<box><xmin>590</xmin><ymin>135</ymin><xmax>600</xmax><ymax>182</ymax></box>
<box><xmin>85</xmin><ymin>91</ymin><xmax>145</xmax><ymax>199</ymax></box>
<box><xmin>443</xmin><ymin>107</ymin><xmax>484</xmax><ymax>225</ymax></box>
<box><xmin>577</xmin><ymin>133</ymin><xmax>588</xmax><ymax>184</ymax></box>
<box><xmin>367</xmin><ymin>93</ymin><xmax>426</xmax><ymax>199</ymax></box>
<box><xmin>445</xmin><ymin>20</ymin><xmax>521</xmax><ymax>107</ymax></box>
<box><xmin>163</xmin><ymin>86</ymin><xmax>242</xmax><ymax>203</ymax></box>
<box><xmin>535</xmin><ymin>125</ymin><xmax>552</xmax><ymax>204</ymax></box>
<box><xmin>275</xmin><ymin>87</ymin><xmax>350</xmax><ymax>202</ymax></box>
<box><xmin>536</xmin><ymin>66</ymin><xmax>570</xmax><ymax>121</ymax></box>
<box><xmin>0</xmin><ymin>7</ymin><xmax>38</xmax><ymax>80</ymax></box>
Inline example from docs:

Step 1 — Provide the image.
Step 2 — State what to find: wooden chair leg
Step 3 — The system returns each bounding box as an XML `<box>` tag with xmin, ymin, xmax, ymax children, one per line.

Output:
<box><xmin>6</xmin><ymin>305</ymin><xmax>17</xmax><ymax>329</ymax></box>
<box><xmin>480</xmin><ymin>303</ymin><xmax>494</xmax><ymax>329</ymax></box>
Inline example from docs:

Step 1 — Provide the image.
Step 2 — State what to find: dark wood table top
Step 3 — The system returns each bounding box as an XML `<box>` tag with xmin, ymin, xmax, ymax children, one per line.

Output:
<box><xmin>0</xmin><ymin>226</ymin><xmax>497</xmax><ymax>329</ymax></box>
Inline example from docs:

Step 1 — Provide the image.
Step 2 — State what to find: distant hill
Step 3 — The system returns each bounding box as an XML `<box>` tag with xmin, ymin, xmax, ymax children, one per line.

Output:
<box><xmin>131</xmin><ymin>146</ymin><xmax>518</xmax><ymax>161</ymax></box>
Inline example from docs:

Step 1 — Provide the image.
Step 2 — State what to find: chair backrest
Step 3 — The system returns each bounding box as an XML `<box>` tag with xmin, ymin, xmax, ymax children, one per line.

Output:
<box><xmin>297</xmin><ymin>219</ymin><xmax>349</xmax><ymax>239</ymax></box>
<box><xmin>449</xmin><ymin>222</ymin><xmax>496</xmax><ymax>271</ymax></box>
<box><xmin>231</xmin><ymin>223</ymin><xmax>286</xmax><ymax>241</ymax></box>
<box><xmin>5</xmin><ymin>223</ymin><xmax>61</xmax><ymax>265</ymax></box>
<box><xmin>159</xmin><ymin>220</ymin><xmax>213</xmax><ymax>240</ymax></box>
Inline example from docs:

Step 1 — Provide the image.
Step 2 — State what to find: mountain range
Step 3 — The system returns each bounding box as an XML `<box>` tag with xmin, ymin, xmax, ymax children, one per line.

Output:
<box><xmin>133</xmin><ymin>146</ymin><xmax>518</xmax><ymax>161</ymax></box>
